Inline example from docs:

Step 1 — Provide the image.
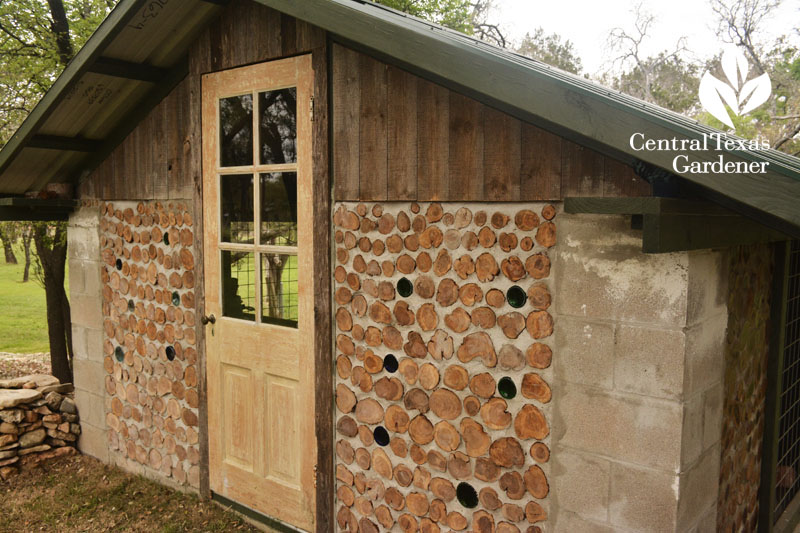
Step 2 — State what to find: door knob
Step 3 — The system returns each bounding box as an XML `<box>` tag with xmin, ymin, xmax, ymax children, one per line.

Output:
<box><xmin>201</xmin><ymin>314</ymin><xmax>216</xmax><ymax>325</ymax></box>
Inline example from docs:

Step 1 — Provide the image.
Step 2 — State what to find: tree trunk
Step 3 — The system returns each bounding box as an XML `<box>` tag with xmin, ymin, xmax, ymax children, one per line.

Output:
<box><xmin>46</xmin><ymin>0</ymin><xmax>74</xmax><ymax>66</ymax></box>
<box><xmin>22</xmin><ymin>226</ymin><xmax>32</xmax><ymax>282</ymax></box>
<box><xmin>33</xmin><ymin>223</ymin><xmax>72</xmax><ymax>383</ymax></box>
<box><xmin>0</xmin><ymin>236</ymin><xmax>16</xmax><ymax>264</ymax></box>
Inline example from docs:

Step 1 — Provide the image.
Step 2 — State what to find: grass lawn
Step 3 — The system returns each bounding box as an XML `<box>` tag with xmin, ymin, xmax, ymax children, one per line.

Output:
<box><xmin>0</xmin><ymin>454</ymin><xmax>265</xmax><ymax>533</ymax></box>
<box><xmin>0</xmin><ymin>244</ymin><xmax>61</xmax><ymax>354</ymax></box>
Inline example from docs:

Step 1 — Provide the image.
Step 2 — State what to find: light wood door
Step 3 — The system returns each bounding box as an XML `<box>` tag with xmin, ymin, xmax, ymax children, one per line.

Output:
<box><xmin>202</xmin><ymin>55</ymin><xmax>315</xmax><ymax>531</ymax></box>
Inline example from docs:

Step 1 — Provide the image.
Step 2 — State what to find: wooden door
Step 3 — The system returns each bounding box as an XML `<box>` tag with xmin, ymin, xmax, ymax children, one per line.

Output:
<box><xmin>202</xmin><ymin>55</ymin><xmax>315</xmax><ymax>531</ymax></box>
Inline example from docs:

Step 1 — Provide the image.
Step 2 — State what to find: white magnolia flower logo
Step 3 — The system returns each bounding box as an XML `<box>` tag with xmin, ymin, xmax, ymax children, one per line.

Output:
<box><xmin>699</xmin><ymin>45</ymin><xmax>771</xmax><ymax>129</ymax></box>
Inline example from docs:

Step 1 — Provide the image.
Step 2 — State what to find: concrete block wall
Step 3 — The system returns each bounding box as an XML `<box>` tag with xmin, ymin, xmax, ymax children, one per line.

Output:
<box><xmin>68</xmin><ymin>204</ymin><xmax>109</xmax><ymax>462</ymax></box>
<box><xmin>549</xmin><ymin>214</ymin><xmax>728</xmax><ymax>532</ymax></box>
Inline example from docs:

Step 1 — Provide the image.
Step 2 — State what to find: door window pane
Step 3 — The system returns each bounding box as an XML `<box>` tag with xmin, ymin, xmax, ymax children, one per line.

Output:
<box><xmin>260</xmin><ymin>172</ymin><xmax>297</xmax><ymax>246</ymax></box>
<box><xmin>258</xmin><ymin>88</ymin><xmax>296</xmax><ymax>165</ymax></box>
<box><xmin>261</xmin><ymin>253</ymin><xmax>298</xmax><ymax>327</ymax></box>
<box><xmin>221</xmin><ymin>251</ymin><xmax>256</xmax><ymax>321</ymax></box>
<box><xmin>220</xmin><ymin>174</ymin><xmax>254</xmax><ymax>244</ymax></box>
<box><xmin>220</xmin><ymin>94</ymin><xmax>253</xmax><ymax>167</ymax></box>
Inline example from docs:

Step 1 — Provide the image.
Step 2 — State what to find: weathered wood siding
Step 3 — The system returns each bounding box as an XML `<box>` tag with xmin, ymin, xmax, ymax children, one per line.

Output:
<box><xmin>332</xmin><ymin>44</ymin><xmax>651</xmax><ymax>202</ymax></box>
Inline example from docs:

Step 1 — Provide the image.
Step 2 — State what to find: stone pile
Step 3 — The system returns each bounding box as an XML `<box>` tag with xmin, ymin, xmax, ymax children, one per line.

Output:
<box><xmin>0</xmin><ymin>374</ymin><xmax>81</xmax><ymax>480</ymax></box>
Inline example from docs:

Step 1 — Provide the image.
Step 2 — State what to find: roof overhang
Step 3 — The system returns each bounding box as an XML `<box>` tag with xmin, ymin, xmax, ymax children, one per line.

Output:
<box><xmin>0</xmin><ymin>0</ymin><xmax>223</xmax><ymax>197</ymax></box>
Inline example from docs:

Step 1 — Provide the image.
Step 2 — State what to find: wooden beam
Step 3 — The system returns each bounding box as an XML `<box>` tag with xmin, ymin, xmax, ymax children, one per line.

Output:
<box><xmin>88</xmin><ymin>57</ymin><xmax>168</xmax><ymax>83</ymax></box>
<box><xmin>0</xmin><ymin>198</ymin><xmax>78</xmax><ymax>221</ymax></box>
<box><xmin>0</xmin><ymin>208</ymin><xmax>71</xmax><ymax>221</ymax></box>
<box><xmin>28</xmin><ymin>135</ymin><xmax>101</xmax><ymax>152</ymax></box>
<box><xmin>642</xmin><ymin>213</ymin><xmax>788</xmax><ymax>253</ymax></box>
<box><xmin>0</xmin><ymin>197</ymin><xmax>78</xmax><ymax>208</ymax></box>
<box><xmin>565</xmin><ymin>196</ymin><xmax>791</xmax><ymax>253</ymax></box>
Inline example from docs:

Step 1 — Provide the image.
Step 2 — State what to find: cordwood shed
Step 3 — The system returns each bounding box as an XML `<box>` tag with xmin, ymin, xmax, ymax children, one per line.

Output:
<box><xmin>0</xmin><ymin>0</ymin><xmax>799</xmax><ymax>531</ymax></box>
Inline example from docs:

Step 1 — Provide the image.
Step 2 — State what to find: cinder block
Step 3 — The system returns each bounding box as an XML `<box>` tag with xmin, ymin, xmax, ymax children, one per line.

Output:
<box><xmin>551</xmin><ymin>449</ymin><xmax>610</xmax><ymax>522</ymax></box>
<box><xmin>677</xmin><ymin>445</ymin><xmax>721</xmax><ymax>530</ymax></box>
<box><xmin>681</xmin><ymin>394</ymin><xmax>704</xmax><ymax>468</ymax></box>
<box><xmin>77</xmin><ymin>422</ymin><xmax>109</xmax><ymax>462</ymax></box>
<box><xmin>614</xmin><ymin>325</ymin><xmax>686</xmax><ymax>399</ymax></box>
<box><xmin>687</xmin><ymin>251</ymin><xmax>728</xmax><ymax>326</ymax></box>
<box><xmin>70</xmin><ymin>293</ymin><xmax>103</xmax><ymax>328</ymax></box>
<box><xmin>67</xmin><ymin>226</ymin><xmax>99</xmax><ymax>260</ymax></box>
<box><xmin>552</xmin><ymin>510</ymin><xmax>617</xmax><ymax>533</ymax></box>
<box><xmin>85</xmin><ymin>327</ymin><xmax>105</xmax><ymax>362</ymax></box>
<box><xmin>689</xmin><ymin>503</ymin><xmax>718</xmax><ymax>533</ymax></box>
<box><xmin>556</xmin><ymin>214</ymin><xmax>643</xmax><ymax>250</ymax></box>
<box><xmin>554</xmin><ymin>241</ymin><xmax>689</xmax><ymax>326</ymax></box>
<box><xmin>68</xmin><ymin>261</ymin><xmax>85</xmax><ymax>294</ymax></box>
<box><xmin>556</xmin><ymin>385</ymin><xmax>683</xmax><ymax>471</ymax></box>
<box><xmin>702</xmin><ymin>383</ymin><xmax>723</xmax><ymax>450</ymax></box>
<box><xmin>554</xmin><ymin>318</ymin><xmax>615</xmax><ymax>390</ymax></box>
<box><xmin>74</xmin><ymin>388</ymin><xmax>106</xmax><ymax>428</ymax></box>
<box><xmin>70</xmin><ymin>325</ymin><xmax>88</xmax><ymax>360</ymax></box>
<box><xmin>683</xmin><ymin>313</ymin><xmax>726</xmax><ymax>396</ymax></box>
<box><xmin>68</xmin><ymin>206</ymin><xmax>100</xmax><ymax>229</ymax></box>
<box><xmin>73</xmin><ymin>358</ymin><xmax>106</xmax><ymax>398</ymax></box>
<box><xmin>82</xmin><ymin>261</ymin><xmax>104</xmax><ymax>296</ymax></box>
<box><xmin>609</xmin><ymin>462</ymin><xmax>678</xmax><ymax>532</ymax></box>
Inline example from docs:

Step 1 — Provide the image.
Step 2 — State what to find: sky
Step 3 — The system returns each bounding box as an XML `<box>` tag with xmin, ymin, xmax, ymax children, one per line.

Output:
<box><xmin>491</xmin><ymin>0</ymin><xmax>800</xmax><ymax>76</ymax></box>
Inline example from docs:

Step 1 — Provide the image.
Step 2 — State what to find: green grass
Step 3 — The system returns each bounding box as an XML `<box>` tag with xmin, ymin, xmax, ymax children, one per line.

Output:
<box><xmin>0</xmin><ymin>244</ymin><xmax>66</xmax><ymax>353</ymax></box>
<box><xmin>227</xmin><ymin>252</ymin><xmax>298</xmax><ymax>322</ymax></box>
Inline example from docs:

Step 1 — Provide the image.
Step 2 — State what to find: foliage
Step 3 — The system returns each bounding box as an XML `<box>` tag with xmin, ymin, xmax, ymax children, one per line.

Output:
<box><xmin>0</xmin><ymin>0</ymin><xmax>115</xmax><ymax>145</ymax></box>
<box><xmin>516</xmin><ymin>28</ymin><xmax>583</xmax><ymax>75</ymax></box>
<box><xmin>613</xmin><ymin>52</ymin><xmax>700</xmax><ymax>114</ymax></box>
<box><xmin>374</xmin><ymin>0</ymin><xmax>473</xmax><ymax>34</ymax></box>
<box><xmin>374</xmin><ymin>0</ymin><xmax>508</xmax><ymax>47</ymax></box>
<box><xmin>603</xmin><ymin>0</ymin><xmax>798</xmax><ymax>155</ymax></box>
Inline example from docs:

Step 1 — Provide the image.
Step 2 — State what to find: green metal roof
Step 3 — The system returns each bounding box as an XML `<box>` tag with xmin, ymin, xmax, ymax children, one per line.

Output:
<box><xmin>0</xmin><ymin>0</ymin><xmax>798</xmax><ymax>235</ymax></box>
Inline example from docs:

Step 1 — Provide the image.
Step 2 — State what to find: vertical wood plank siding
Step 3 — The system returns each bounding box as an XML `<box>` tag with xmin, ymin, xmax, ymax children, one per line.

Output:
<box><xmin>330</xmin><ymin>43</ymin><xmax>651</xmax><ymax>201</ymax></box>
<box><xmin>387</xmin><ymin>66</ymin><xmax>418</xmax><ymax>200</ymax></box>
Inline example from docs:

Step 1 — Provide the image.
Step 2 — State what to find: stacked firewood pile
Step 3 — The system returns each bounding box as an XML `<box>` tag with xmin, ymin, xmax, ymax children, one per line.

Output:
<box><xmin>0</xmin><ymin>374</ymin><xmax>80</xmax><ymax>480</ymax></box>
<box><xmin>334</xmin><ymin>202</ymin><xmax>555</xmax><ymax>533</ymax></box>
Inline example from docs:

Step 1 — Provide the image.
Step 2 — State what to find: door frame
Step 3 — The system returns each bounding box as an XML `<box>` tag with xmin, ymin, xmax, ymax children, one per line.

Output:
<box><xmin>196</xmin><ymin>50</ymin><xmax>332</xmax><ymax>532</ymax></box>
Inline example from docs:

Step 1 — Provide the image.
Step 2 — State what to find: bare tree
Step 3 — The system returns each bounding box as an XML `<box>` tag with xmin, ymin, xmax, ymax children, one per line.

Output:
<box><xmin>710</xmin><ymin>0</ymin><xmax>800</xmax><ymax>153</ymax></box>
<box><xmin>21</xmin><ymin>223</ymin><xmax>32</xmax><ymax>282</ymax></box>
<box><xmin>0</xmin><ymin>223</ymin><xmax>18</xmax><ymax>264</ymax></box>
<box><xmin>470</xmin><ymin>0</ymin><xmax>506</xmax><ymax>48</ymax></box>
<box><xmin>606</xmin><ymin>3</ymin><xmax>692</xmax><ymax>105</ymax></box>
<box><xmin>710</xmin><ymin>0</ymin><xmax>781</xmax><ymax>74</ymax></box>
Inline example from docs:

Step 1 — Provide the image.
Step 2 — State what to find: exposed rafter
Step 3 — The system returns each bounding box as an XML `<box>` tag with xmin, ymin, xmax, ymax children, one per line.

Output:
<box><xmin>28</xmin><ymin>135</ymin><xmax>101</xmax><ymax>152</ymax></box>
<box><xmin>88</xmin><ymin>57</ymin><xmax>168</xmax><ymax>83</ymax></box>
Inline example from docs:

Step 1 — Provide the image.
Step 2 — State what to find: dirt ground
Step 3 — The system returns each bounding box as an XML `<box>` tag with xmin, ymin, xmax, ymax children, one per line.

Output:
<box><xmin>0</xmin><ymin>454</ymin><xmax>264</xmax><ymax>533</ymax></box>
<box><xmin>0</xmin><ymin>352</ymin><xmax>51</xmax><ymax>379</ymax></box>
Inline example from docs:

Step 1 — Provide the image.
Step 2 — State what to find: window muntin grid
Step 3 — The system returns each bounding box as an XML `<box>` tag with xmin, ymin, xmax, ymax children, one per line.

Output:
<box><xmin>217</xmin><ymin>87</ymin><xmax>298</xmax><ymax>327</ymax></box>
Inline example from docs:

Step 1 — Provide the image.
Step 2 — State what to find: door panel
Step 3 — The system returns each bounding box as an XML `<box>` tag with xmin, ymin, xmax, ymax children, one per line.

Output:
<box><xmin>202</xmin><ymin>55</ymin><xmax>315</xmax><ymax>531</ymax></box>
